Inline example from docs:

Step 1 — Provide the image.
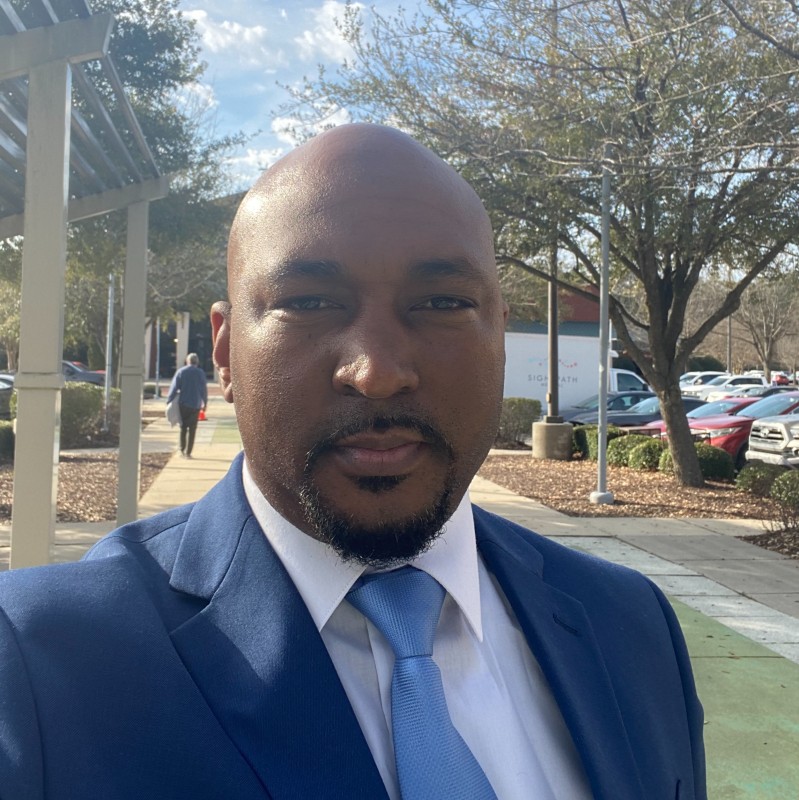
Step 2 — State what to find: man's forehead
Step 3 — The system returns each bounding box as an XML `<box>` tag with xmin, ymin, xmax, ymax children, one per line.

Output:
<box><xmin>228</xmin><ymin>125</ymin><xmax>495</xmax><ymax>287</ymax></box>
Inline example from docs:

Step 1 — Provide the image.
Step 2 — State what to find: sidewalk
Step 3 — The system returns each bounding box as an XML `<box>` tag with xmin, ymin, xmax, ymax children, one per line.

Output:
<box><xmin>3</xmin><ymin>398</ymin><xmax>798</xmax><ymax>797</ymax></box>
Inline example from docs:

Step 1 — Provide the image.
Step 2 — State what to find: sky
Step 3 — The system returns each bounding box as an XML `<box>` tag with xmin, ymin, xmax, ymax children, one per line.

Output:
<box><xmin>176</xmin><ymin>0</ymin><xmax>414</xmax><ymax>190</ymax></box>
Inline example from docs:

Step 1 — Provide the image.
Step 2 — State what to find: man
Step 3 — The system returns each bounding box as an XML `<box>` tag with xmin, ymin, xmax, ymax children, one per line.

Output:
<box><xmin>0</xmin><ymin>125</ymin><xmax>706</xmax><ymax>799</ymax></box>
<box><xmin>167</xmin><ymin>352</ymin><xmax>208</xmax><ymax>458</ymax></box>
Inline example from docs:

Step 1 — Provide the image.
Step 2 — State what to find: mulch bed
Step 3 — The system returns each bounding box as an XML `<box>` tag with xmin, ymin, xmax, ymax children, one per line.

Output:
<box><xmin>478</xmin><ymin>454</ymin><xmax>798</xmax><ymax>559</ymax></box>
<box><xmin>0</xmin><ymin>451</ymin><xmax>171</xmax><ymax>523</ymax></box>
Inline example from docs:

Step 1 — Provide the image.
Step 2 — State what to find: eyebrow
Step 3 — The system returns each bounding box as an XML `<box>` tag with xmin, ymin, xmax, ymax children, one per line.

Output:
<box><xmin>408</xmin><ymin>257</ymin><xmax>485</xmax><ymax>280</ymax></box>
<box><xmin>270</xmin><ymin>259</ymin><xmax>342</xmax><ymax>281</ymax></box>
<box><xmin>268</xmin><ymin>256</ymin><xmax>484</xmax><ymax>282</ymax></box>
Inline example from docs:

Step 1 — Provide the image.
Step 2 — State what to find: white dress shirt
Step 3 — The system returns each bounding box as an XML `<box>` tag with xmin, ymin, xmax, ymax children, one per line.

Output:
<box><xmin>243</xmin><ymin>462</ymin><xmax>592</xmax><ymax>799</ymax></box>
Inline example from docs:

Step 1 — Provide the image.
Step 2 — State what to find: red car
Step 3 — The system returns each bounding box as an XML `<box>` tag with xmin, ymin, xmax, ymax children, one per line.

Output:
<box><xmin>648</xmin><ymin>392</ymin><xmax>799</xmax><ymax>468</ymax></box>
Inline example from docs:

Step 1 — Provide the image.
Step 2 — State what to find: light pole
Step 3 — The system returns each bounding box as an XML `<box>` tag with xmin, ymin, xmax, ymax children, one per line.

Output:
<box><xmin>590</xmin><ymin>143</ymin><xmax>615</xmax><ymax>505</ymax></box>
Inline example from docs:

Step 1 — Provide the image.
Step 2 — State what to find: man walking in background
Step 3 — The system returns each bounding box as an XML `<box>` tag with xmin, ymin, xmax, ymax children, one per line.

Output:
<box><xmin>167</xmin><ymin>352</ymin><xmax>207</xmax><ymax>458</ymax></box>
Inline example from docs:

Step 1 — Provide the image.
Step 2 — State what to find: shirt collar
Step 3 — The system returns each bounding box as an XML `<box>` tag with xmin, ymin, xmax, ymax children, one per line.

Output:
<box><xmin>242</xmin><ymin>459</ymin><xmax>484</xmax><ymax>641</ymax></box>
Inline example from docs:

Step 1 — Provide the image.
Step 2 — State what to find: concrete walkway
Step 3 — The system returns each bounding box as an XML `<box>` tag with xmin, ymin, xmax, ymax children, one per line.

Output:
<box><xmin>2</xmin><ymin>395</ymin><xmax>798</xmax><ymax>797</ymax></box>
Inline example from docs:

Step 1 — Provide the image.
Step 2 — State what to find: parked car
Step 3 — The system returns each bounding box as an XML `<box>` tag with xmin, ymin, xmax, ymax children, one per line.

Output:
<box><xmin>682</xmin><ymin>374</ymin><xmax>768</xmax><ymax>401</ymax></box>
<box><xmin>645</xmin><ymin>397</ymin><xmax>761</xmax><ymax>435</ymax></box>
<box><xmin>0</xmin><ymin>376</ymin><xmax>12</xmax><ymax>420</ymax></box>
<box><xmin>705</xmin><ymin>384</ymin><xmax>795</xmax><ymax>402</ymax></box>
<box><xmin>68</xmin><ymin>360</ymin><xmax>105</xmax><ymax>375</ymax></box>
<box><xmin>746</xmin><ymin>412</ymin><xmax>799</xmax><ymax>468</ymax></box>
<box><xmin>570</xmin><ymin>395</ymin><xmax>706</xmax><ymax>427</ymax></box>
<box><xmin>679</xmin><ymin>371</ymin><xmax>727</xmax><ymax>388</ymax></box>
<box><xmin>681</xmin><ymin>391</ymin><xmax>799</xmax><ymax>468</ymax></box>
<box><xmin>559</xmin><ymin>390</ymin><xmax>656</xmax><ymax>422</ymax></box>
<box><xmin>62</xmin><ymin>360</ymin><xmax>104</xmax><ymax>386</ymax></box>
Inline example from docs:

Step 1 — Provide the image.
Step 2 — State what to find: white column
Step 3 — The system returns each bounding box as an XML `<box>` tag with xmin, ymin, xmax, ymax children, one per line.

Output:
<box><xmin>143</xmin><ymin>318</ymin><xmax>153</xmax><ymax>380</ymax></box>
<box><xmin>175</xmin><ymin>312</ymin><xmax>190</xmax><ymax>369</ymax></box>
<box><xmin>116</xmin><ymin>202</ymin><xmax>149</xmax><ymax>525</ymax></box>
<box><xmin>10</xmin><ymin>61</ymin><xmax>71</xmax><ymax>569</ymax></box>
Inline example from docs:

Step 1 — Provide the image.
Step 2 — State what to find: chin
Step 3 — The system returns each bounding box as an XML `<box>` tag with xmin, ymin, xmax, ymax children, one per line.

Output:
<box><xmin>297</xmin><ymin>479</ymin><xmax>456</xmax><ymax>568</ymax></box>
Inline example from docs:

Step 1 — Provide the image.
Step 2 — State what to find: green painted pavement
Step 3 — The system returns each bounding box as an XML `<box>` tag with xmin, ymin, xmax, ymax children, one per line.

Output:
<box><xmin>672</xmin><ymin>600</ymin><xmax>799</xmax><ymax>799</ymax></box>
<box><xmin>211</xmin><ymin>417</ymin><xmax>242</xmax><ymax>445</ymax></box>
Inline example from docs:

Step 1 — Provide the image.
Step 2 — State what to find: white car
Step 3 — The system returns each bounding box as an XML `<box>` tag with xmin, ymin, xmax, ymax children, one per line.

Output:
<box><xmin>683</xmin><ymin>374</ymin><xmax>768</xmax><ymax>401</ymax></box>
<box><xmin>679</xmin><ymin>371</ymin><xmax>727</xmax><ymax>389</ymax></box>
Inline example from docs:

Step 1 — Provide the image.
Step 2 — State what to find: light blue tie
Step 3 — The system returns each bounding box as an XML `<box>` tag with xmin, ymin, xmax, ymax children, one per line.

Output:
<box><xmin>348</xmin><ymin>566</ymin><xmax>498</xmax><ymax>800</ymax></box>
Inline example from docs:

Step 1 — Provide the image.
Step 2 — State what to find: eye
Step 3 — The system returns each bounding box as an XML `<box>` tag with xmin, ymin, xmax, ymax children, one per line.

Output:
<box><xmin>414</xmin><ymin>296</ymin><xmax>476</xmax><ymax>311</ymax></box>
<box><xmin>282</xmin><ymin>296</ymin><xmax>339</xmax><ymax>311</ymax></box>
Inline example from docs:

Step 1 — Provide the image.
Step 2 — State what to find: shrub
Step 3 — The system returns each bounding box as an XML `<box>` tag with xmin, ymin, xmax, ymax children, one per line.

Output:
<box><xmin>628</xmin><ymin>438</ymin><xmax>666</xmax><ymax>471</ymax></box>
<box><xmin>496</xmin><ymin>397</ymin><xmax>541</xmax><ymax>445</ymax></box>
<box><xmin>0</xmin><ymin>421</ymin><xmax>13</xmax><ymax>461</ymax></box>
<box><xmin>60</xmin><ymin>383</ymin><xmax>104</xmax><ymax>448</ymax></box>
<box><xmin>695</xmin><ymin>443</ymin><xmax>735</xmax><ymax>481</ymax></box>
<box><xmin>12</xmin><ymin>384</ymin><xmax>121</xmax><ymax>449</ymax></box>
<box><xmin>736</xmin><ymin>463</ymin><xmax>786</xmax><ymax>497</ymax></box>
<box><xmin>770</xmin><ymin>470</ymin><xmax>799</xmax><ymax>531</ymax></box>
<box><xmin>659</xmin><ymin>442</ymin><xmax>735</xmax><ymax>481</ymax></box>
<box><xmin>606</xmin><ymin>434</ymin><xmax>655</xmax><ymax>468</ymax></box>
<box><xmin>573</xmin><ymin>424</ymin><xmax>623</xmax><ymax>460</ymax></box>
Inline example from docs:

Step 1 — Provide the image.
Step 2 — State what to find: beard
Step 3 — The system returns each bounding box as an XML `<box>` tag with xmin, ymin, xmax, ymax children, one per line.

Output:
<box><xmin>297</xmin><ymin>413</ymin><xmax>458</xmax><ymax>568</ymax></box>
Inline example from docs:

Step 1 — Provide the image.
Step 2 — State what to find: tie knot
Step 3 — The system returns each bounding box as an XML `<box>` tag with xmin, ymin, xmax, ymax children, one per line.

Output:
<box><xmin>348</xmin><ymin>566</ymin><xmax>445</xmax><ymax>659</ymax></box>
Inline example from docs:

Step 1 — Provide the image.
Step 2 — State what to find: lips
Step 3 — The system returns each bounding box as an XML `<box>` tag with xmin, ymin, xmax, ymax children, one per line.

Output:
<box><xmin>330</xmin><ymin>430</ymin><xmax>428</xmax><ymax>475</ymax></box>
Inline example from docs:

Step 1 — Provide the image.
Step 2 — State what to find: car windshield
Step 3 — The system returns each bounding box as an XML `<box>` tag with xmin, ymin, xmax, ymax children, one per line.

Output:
<box><xmin>573</xmin><ymin>394</ymin><xmax>599</xmax><ymax>409</ymax></box>
<box><xmin>706</xmin><ymin>376</ymin><xmax>729</xmax><ymax>386</ymax></box>
<box><xmin>628</xmin><ymin>397</ymin><xmax>660</xmax><ymax>414</ymax></box>
<box><xmin>735</xmin><ymin>394</ymin><xmax>799</xmax><ymax>418</ymax></box>
<box><xmin>688</xmin><ymin>399</ymin><xmax>740</xmax><ymax>418</ymax></box>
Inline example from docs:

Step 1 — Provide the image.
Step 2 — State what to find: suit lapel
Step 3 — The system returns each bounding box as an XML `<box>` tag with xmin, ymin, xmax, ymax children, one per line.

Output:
<box><xmin>474</xmin><ymin>507</ymin><xmax>646</xmax><ymax>800</ymax></box>
<box><xmin>167</xmin><ymin>457</ymin><xmax>388</xmax><ymax>800</ymax></box>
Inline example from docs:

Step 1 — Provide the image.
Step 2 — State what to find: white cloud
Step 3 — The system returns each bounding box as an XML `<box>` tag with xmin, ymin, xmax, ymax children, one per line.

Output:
<box><xmin>294</xmin><ymin>1</ymin><xmax>361</xmax><ymax>64</ymax></box>
<box><xmin>184</xmin><ymin>9</ymin><xmax>286</xmax><ymax>70</ymax></box>
<box><xmin>224</xmin><ymin>146</ymin><xmax>287</xmax><ymax>190</ymax></box>
<box><xmin>173</xmin><ymin>81</ymin><xmax>219</xmax><ymax>114</ymax></box>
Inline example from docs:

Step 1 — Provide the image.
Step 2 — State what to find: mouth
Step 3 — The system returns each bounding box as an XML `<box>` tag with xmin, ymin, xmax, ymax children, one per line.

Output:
<box><xmin>331</xmin><ymin>431</ymin><xmax>429</xmax><ymax>475</ymax></box>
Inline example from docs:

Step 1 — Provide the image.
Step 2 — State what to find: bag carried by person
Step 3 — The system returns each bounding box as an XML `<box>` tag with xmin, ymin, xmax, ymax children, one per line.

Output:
<box><xmin>166</xmin><ymin>401</ymin><xmax>181</xmax><ymax>427</ymax></box>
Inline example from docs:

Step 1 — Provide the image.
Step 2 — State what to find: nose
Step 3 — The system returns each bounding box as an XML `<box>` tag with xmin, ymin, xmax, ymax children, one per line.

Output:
<box><xmin>333</xmin><ymin>319</ymin><xmax>420</xmax><ymax>399</ymax></box>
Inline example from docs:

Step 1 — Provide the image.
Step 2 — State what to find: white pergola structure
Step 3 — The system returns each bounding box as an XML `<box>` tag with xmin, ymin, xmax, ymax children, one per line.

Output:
<box><xmin>0</xmin><ymin>1</ymin><xmax>169</xmax><ymax>568</ymax></box>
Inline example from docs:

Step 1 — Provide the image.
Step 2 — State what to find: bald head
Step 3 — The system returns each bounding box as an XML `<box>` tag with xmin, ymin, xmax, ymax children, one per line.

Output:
<box><xmin>227</xmin><ymin>123</ymin><xmax>496</xmax><ymax>297</ymax></box>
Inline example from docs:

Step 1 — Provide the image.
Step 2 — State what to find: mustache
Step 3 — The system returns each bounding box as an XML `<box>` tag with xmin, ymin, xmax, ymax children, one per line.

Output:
<box><xmin>304</xmin><ymin>413</ymin><xmax>453</xmax><ymax>470</ymax></box>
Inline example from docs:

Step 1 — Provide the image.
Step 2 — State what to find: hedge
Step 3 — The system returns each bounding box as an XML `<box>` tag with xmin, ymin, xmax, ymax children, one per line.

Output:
<box><xmin>606</xmin><ymin>434</ymin><xmax>656</xmax><ymax>468</ymax></box>
<box><xmin>496</xmin><ymin>397</ymin><xmax>541</xmax><ymax>445</ymax></box>
<box><xmin>736</xmin><ymin>463</ymin><xmax>786</xmax><ymax>497</ymax></box>
<box><xmin>628</xmin><ymin>438</ymin><xmax>666</xmax><ymax>471</ymax></box>
<box><xmin>770</xmin><ymin>471</ymin><xmax>799</xmax><ymax>531</ymax></box>
<box><xmin>659</xmin><ymin>442</ymin><xmax>735</xmax><ymax>481</ymax></box>
<box><xmin>573</xmin><ymin>424</ymin><xmax>624</xmax><ymax>460</ymax></box>
<box><xmin>0</xmin><ymin>421</ymin><xmax>13</xmax><ymax>461</ymax></box>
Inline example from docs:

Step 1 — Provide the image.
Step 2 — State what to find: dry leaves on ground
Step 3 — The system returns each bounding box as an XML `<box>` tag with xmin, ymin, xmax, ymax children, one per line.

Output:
<box><xmin>478</xmin><ymin>454</ymin><xmax>799</xmax><ymax>559</ymax></box>
<box><xmin>0</xmin><ymin>451</ymin><xmax>171</xmax><ymax>523</ymax></box>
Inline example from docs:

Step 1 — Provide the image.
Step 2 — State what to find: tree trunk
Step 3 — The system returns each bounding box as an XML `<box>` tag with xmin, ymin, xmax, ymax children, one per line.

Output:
<box><xmin>660</xmin><ymin>382</ymin><xmax>704</xmax><ymax>487</ymax></box>
<box><xmin>3</xmin><ymin>343</ymin><xmax>17</xmax><ymax>372</ymax></box>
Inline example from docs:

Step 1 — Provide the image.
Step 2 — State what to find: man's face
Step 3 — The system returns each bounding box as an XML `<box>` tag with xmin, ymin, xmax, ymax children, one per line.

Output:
<box><xmin>214</xmin><ymin>135</ymin><xmax>507</xmax><ymax>565</ymax></box>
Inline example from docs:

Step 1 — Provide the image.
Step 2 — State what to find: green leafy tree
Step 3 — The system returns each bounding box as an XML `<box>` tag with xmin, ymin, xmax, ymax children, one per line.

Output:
<box><xmin>53</xmin><ymin>0</ymin><xmax>241</xmax><ymax>373</ymax></box>
<box><xmin>0</xmin><ymin>240</ymin><xmax>22</xmax><ymax>371</ymax></box>
<box><xmin>287</xmin><ymin>0</ymin><xmax>799</xmax><ymax>486</ymax></box>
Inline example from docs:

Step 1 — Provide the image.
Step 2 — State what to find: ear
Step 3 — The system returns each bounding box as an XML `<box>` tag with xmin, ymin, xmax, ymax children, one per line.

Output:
<box><xmin>211</xmin><ymin>301</ymin><xmax>234</xmax><ymax>404</ymax></box>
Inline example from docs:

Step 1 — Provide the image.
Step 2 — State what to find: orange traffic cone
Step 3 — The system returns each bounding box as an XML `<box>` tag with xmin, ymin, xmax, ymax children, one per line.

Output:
<box><xmin>198</xmin><ymin>408</ymin><xmax>207</xmax><ymax>421</ymax></box>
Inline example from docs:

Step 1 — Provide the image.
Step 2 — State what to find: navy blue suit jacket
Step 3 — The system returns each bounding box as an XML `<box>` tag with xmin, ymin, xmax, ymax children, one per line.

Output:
<box><xmin>0</xmin><ymin>454</ymin><xmax>706</xmax><ymax>799</ymax></box>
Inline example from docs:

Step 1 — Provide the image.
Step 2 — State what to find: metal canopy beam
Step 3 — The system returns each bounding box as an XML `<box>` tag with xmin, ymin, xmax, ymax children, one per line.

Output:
<box><xmin>0</xmin><ymin>13</ymin><xmax>113</xmax><ymax>81</ymax></box>
<box><xmin>0</xmin><ymin>175</ymin><xmax>170</xmax><ymax>238</ymax></box>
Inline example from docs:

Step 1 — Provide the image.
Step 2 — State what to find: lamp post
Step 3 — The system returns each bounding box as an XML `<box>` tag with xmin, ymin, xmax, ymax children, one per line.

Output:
<box><xmin>590</xmin><ymin>143</ymin><xmax>615</xmax><ymax>505</ymax></box>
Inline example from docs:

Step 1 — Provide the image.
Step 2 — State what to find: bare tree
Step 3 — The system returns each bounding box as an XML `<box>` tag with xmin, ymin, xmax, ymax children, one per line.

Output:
<box><xmin>286</xmin><ymin>0</ymin><xmax>799</xmax><ymax>485</ymax></box>
<box><xmin>735</xmin><ymin>264</ymin><xmax>799</xmax><ymax>379</ymax></box>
